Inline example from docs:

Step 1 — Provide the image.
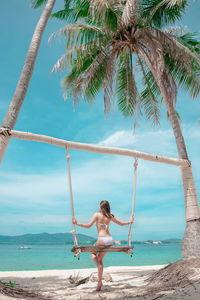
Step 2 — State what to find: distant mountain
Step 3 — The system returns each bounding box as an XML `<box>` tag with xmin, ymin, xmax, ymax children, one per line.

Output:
<box><xmin>0</xmin><ymin>233</ymin><xmax>182</xmax><ymax>245</ymax></box>
<box><xmin>0</xmin><ymin>233</ymin><xmax>96</xmax><ymax>245</ymax></box>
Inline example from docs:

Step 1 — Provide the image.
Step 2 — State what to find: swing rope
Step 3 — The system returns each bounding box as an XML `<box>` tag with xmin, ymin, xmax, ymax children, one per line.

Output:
<box><xmin>65</xmin><ymin>147</ymin><xmax>78</xmax><ymax>247</ymax></box>
<box><xmin>128</xmin><ymin>158</ymin><xmax>138</xmax><ymax>247</ymax></box>
<box><xmin>65</xmin><ymin>147</ymin><xmax>138</xmax><ymax>254</ymax></box>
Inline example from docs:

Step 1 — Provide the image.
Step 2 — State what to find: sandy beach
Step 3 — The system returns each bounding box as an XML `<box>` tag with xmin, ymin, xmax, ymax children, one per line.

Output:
<box><xmin>1</xmin><ymin>264</ymin><xmax>200</xmax><ymax>300</ymax></box>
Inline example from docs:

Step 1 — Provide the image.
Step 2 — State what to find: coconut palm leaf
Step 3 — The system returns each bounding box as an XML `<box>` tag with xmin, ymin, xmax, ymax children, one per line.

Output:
<box><xmin>142</xmin><ymin>0</ymin><xmax>187</xmax><ymax>28</ymax></box>
<box><xmin>154</xmin><ymin>29</ymin><xmax>191</xmax><ymax>71</ymax></box>
<box><xmin>117</xmin><ymin>50</ymin><xmax>139</xmax><ymax>117</ymax></box>
<box><xmin>179</xmin><ymin>32</ymin><xmax>200</xmax><ymax>55</ymax></box>
<box><xmin>51</xmin><ymin>40</ymin><xmax>106</xmax><ymax>73</ymax></box>
<box><xmin>49</xmin><ymin>23</ymin><xmax>109</xmax><ymax>55</ymax></box>
<box><xmin>89</xmin><ymin>0</ymin><xmax>120</xmax><ymax>22</ymax></box>
<box><xmin>52</xmin><ymin>0</ymin><xmax>120</xmax><ymax>31</ymax></box>
<box><xmin>166</xmin><ymin>54</ymin><xmax>200</xmax><ymax>99</ymax></box>
<box><xmin>51</xmin><ymin>0</ymin><xmax>89</xmax><ymax>23</ymax></box>
<box><xmin>63</xmin><ymin>45</ymin><xmax>111</xmax><ymax>107</ymax></box>
<box><xmin>103</xmin><ymin>46</ymin><xmax>121</xmax><ymax>113</ymax></box>
<box><xmin>31</xmin><ymin>0</ymin><xmax>48</xmax><ymax>8</ymax></box>
<box><xmin>137</xmin><ymin>55</ymin><xmax>161</xmax><ymax>125</ymax></box>
<box><xmin>162</xmin><ymin>31</ymin><xmax>200</xmax><ymax>99</ymax></box>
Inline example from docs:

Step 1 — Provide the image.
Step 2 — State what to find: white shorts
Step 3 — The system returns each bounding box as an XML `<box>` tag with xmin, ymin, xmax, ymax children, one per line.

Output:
<box><xmin>98</xmin><ymin>236</ymin><xmax>113</xmax><ymax>246</ymax></box>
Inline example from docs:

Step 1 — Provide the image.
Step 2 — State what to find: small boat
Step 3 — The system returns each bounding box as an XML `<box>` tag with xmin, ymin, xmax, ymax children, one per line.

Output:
<box><xmin>152</xmin><ymin>241</ymin><xmax>162</xmax><ymax>245</ymax></box>
<box><xmin>18</xmin><ymin>245</ymin><xmax>32</xmax><ymax>249</ymax></box>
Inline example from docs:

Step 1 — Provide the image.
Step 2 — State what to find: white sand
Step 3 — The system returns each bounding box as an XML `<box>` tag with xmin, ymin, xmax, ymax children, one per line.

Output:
<box><xmin>0</xmin><ymin>264</ymin><xmax>164</xmax><ymax>278</ymax></box>
<box><xmin>0</xmin><ymin>265</ymin><xmax>200</xmax><ymax>300</ymax></box>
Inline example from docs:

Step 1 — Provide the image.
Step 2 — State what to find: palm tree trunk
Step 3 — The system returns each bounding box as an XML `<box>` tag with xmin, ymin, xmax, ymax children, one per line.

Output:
<box><xmin>162</xmin><ymin>95</ymin><xmax>200</xmax><ymax>259</ymax></box>
<box><xmin>138</xmin><ymin>47</ymin><xmax>200</xmax><ymax>258</ymax></box>
<box><xmin>0</xmin><ymin>0</ymin><xmax>56</xmax><ymax>163</ymax></box>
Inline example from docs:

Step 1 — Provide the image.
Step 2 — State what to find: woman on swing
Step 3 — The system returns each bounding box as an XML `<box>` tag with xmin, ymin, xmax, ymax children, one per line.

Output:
<box><xmin>72</xmin><ymin>200</ymin><xmax>134</xmax><ymax>291</ymax></box>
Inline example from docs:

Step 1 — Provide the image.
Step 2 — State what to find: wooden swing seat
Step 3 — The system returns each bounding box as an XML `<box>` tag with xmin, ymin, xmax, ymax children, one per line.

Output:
<box><xmin>71</xmin><ymin>245</ymin><xmax>134</xmax><ymax>253</ymax></box>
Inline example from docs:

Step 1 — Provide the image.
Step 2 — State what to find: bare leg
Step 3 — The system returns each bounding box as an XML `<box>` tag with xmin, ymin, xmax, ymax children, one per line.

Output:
<box><xmin>90</xmin><ymin>252</ymin><xmax>99</xmax><ymax>268</ymax></box>
<box><xmin>91</xmin><ymin>239</ymin><xmax>105</xmax><ymax>268</ymax></box>
<box><xmin>96</xmin><ymin>252</ymin><xmax>106</xmax><ymax>291</ymax></box>
<box><xmin>90</xmin><ymin>252</ymin><xmax>101</xmax><ymax>291</ymax></box>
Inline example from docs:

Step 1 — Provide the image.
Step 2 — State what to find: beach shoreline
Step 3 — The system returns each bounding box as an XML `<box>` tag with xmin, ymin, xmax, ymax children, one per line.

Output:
<box><xmin>1</xmin><ymin>264</ymin><xmax>200</xmax><ymax>300</ymax></box>
<box><xmin>0</xmin><ymin>264</ymin><xmax>166</xmax><ymax>277</ymax></box>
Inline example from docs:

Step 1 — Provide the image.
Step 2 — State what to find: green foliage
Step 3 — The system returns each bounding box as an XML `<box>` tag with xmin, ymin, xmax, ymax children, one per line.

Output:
<box><xmin>51</xmin><ymin>0</ymin><xmax>90</xmax><ymax>23</ymax></box>
<box><xmin>51</xmin><ymin>0</ymin><xmax>118</xmax><ymax>32</ymax></box>
<box><xmin>142</xmin><ymin>0</ymin><xmax>187</xmax><ymax>28</ymax></box>
<box><xmin>62</xmin><ymin>44</ymin><xmax>111</xmax><ymax>106</ymax></box>
<box><xmin>9</xmin><ymin>281</ymin><xmax>15</xmax><ymax>288</ymax></box>
<box><xmin>50</xmin><ymin>0</ymin><xmax>200</xmax><ymax>126</ymax></box>
<box><xmin>117</xmin><ymin>51</ymin><xmax>138</xmax><ymax>117</ymax></box>
<box><xmin>163</xmin><ymin>32</ymin><xmax>200</xmax><ymax>99</ymax></box>
<box><xmin>138</xmin><ymin>57</ymin><xmax>161</xmax><ymax>126</ymax></box>
<box><xmin>31</xmin><ymin>0</ymin><xmax>48</xmax><ymax>9</ymax></box>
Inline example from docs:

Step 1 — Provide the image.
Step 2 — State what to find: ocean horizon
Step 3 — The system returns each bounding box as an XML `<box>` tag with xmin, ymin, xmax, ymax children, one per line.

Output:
<box><xmin>0</xmin><ymin>243</ymin><xmax>182</xmax><ymax>271</ymax></box>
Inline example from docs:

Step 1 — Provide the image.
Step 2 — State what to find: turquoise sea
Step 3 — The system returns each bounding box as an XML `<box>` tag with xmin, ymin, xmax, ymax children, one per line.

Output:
<box><xmin>0</xmin><ymin>244</ymin><xmax>182</xmax><ymax>271</ymax></box>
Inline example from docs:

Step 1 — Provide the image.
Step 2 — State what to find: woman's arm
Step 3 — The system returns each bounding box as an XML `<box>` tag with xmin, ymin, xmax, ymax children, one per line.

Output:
<box><xmin>72</xmin><ymin>213</ymin><xmax>98</xmax><ymax>229</ymax></box>
<box><xmin>111</xmin><ymin>216</ymin><xmax>134</xmax><ymax>226</ymax></box>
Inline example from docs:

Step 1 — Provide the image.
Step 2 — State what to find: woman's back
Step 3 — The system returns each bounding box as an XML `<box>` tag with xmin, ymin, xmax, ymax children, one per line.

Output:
<box><xmin>96</xmin><ymin>212</ymin><xmax>111</xmax><ymax>237</ymax></box>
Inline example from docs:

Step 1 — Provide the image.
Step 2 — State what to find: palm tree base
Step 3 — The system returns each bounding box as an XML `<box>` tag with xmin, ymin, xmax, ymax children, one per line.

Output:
<box><xmin>182</xmin><ymin>219</ymin><xmax>200</xmax><ymax>258</ymax></box>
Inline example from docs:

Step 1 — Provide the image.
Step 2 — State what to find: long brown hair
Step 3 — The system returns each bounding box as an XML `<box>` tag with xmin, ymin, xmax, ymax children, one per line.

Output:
<box><xmin>100</xmin><ymin>200</ymin><xmax>113</xmax><ymax>218</ymax></box>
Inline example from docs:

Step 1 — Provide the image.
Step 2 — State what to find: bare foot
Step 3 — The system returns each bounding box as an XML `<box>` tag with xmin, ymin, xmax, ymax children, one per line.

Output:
<box><xmin>96</xmin><ymin>281</ymin><xmax>102</xmax><ymax>291</ymax></box>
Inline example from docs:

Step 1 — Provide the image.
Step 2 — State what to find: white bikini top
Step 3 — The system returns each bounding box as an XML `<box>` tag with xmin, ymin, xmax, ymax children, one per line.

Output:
<box><xmin>96</xmin><ymin>222</ymin><xmax>109</xmax><ymax>230</ymax></box>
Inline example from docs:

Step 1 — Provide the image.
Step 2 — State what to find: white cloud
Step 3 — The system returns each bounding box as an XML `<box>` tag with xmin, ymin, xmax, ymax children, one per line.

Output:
<box><xmin>98</xmin><ymin>124</ymin><xmax>200</xmax><ymax>159</ymax></box>
<box><xmin>99</xmin><ymin>130</ymin><xmax>136</xmax><ymax>147</ymax></box>
<box><xmin>98</xmin><ymin>128</ymin><xmax>177</xmax><ymax>157</ymax></box>
<box><xmin>0</xmin><ymin>154</ymin><xmax>182</xmax><ymax>207</ymax></box>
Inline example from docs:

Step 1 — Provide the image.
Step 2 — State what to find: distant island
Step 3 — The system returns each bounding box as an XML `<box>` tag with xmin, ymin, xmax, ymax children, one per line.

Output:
<box><xmin>0</xmin><ymin>233</ymin><xmax>95</xmax><ymax>245</ymax></box>
<box><xmin>0</xmin><ymin>233</ymin><xmax>181</xmax><ymax>245</ymax></box>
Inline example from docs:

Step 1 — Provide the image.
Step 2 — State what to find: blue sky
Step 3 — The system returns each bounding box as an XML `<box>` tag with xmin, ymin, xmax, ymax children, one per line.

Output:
<box><xmin>0</xmin><ymin>0</ymin><xmax>200</xmax><ymax>241</ymax></box>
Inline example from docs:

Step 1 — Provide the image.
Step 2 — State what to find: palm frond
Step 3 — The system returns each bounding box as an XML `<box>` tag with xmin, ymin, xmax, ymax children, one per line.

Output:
<box><xmin>49</xmin><ymin>23</ymin><xmax>108</xmax><ymax>54</ymax></box>
<box><xmin>51</xmin><ymin>9</ymin><xmax>75</xmax><ymax>21</ymax></box>
<box><xmin>154</xmin><ymin>29</ymin><xmax>191</xmax><ymax>71</ymax></box>
<box><xmin>142</xmin><ymin>0</ymin><xmax>187</xmax><ymax>28</ymax></box>
<box><xmin>137</xmin><ymin>55</ymin><xmax>161</xmax><ymax>126</ymax></box>
<box><xmin>50</xmin><ymin>36</ymin><xmax>109</xmax><ymax>73</ymax></box>
<box><xmin>31</xmin><ymin>0</ymin><xmax>48</xmax><ymax>9</ymax></box>
<box><xmin>174</xmin><ymin>38</ymin><xmax>200</xmax><ymax>67</ymax></box>
<box><xmin>51</xmin><ymin>0</ymin><xmax>120</xmax><ymax>32</ymax></box>
<box><xmin>76</xmin><ymin>44</ymin><xmax>111</xmax><ymax>91</ymax></box>
<box><xmin>89</xmin><ymin>0</ymin><xmax>121</xmax><ymax>22</ymax></box>
<box><xmin>138</xmin><ymin>39</ymin><xmax>178</xmax><ymax>109</ymax></box>
<box><xmin>62</xmin><ymin>52</ymin><xmax>98</xmax><ymax>102</ymax></box>
<box><xmin>165</xmin><ymin>53</ymin><xmax>200</xmax><ymax>99</ymax></box>
<box><xmin>103</xmin><ymin>46</ymin><xmax>119</xmax><ymax>113</ymax></box>
<box><xmin>159</xmin><ymin>0</ymin><xmax>185</xmax><ymax>8</ymax></box>
<box><xmin>117</xmin><ymin>50</ymin><xmax>139</xmax><ymax>117</ymax></box>
<box><xmin>179</xmin><ymin>32</ymin><xmax>200</xmax><ymax>56</ymax></box>
<box><xmin>155</xmin><ymin>29</ymin><xmax>200</xmax><ymax>99</ymax></box>
<box><xmin>63</xmin><ymin>45</ymin><xmax>111</xmax><ymax>106</ymax></box>
<box><xmin>51</xmin><ymin>0</ymin><xmax>89</xmax><ymax>22</ymax></box>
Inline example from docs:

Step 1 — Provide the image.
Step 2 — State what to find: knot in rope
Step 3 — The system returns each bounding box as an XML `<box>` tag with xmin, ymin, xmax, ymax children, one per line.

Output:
<box><xmin>134</xmin><ymin>158</ymin><xmax>138</xmax><ymax>169</ymax></box>
<box><xmin>66</xmin><ymin>147</ymin><xmax>70</xmax><ymax>160</ymax></box>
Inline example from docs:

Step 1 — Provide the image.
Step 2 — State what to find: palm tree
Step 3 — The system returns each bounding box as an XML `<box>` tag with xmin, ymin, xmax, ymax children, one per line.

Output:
<box><xmin>51</xmin><ymin>0</ymin><xmax>200</xmax><ymax>258</ymax></box>
<box><xmin>0</xmin><ymin>0</ymin><xmax>56</xmax><ymax>163</ymax></box>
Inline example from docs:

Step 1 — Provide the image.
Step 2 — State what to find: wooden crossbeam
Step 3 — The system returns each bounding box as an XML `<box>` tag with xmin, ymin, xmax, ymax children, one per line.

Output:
<box><xmin>9</xmin><ymin>129</ymin><xmax>189</xmax><ymax>167</ymax></box>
